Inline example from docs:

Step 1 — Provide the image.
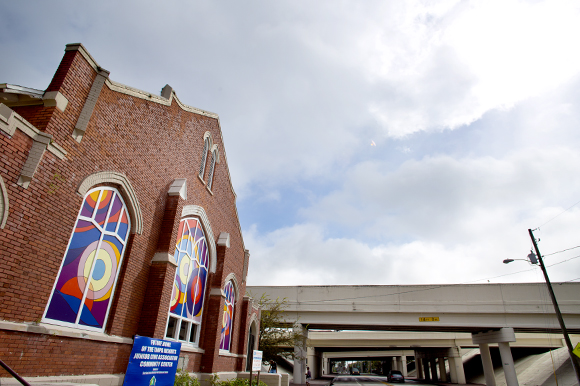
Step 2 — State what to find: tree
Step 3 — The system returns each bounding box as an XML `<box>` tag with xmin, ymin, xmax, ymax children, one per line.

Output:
<box><xmin>256</xmin><ymin>294</ymin><xmax>307</xmax><ymax>363</ymax></box>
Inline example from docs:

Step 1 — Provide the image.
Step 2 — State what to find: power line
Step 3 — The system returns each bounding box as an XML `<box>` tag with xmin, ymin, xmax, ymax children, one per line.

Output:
<box><xmin>545</xmin><ymin>253</ymin><xmax>580</xmax><ymax>267</ymax></box>
<box><xmin>543</xmin><ymin>245</ymin><xmax>580</xmax><ymax>257</ymax></box>
<box><xmin>535</xmin><ymin>199</ymin><xmax>580</xmax><ymax>230</ymax></box>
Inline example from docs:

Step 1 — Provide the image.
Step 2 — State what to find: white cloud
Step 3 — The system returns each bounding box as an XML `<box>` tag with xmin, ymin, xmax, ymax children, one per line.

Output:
<box><xmin>3</xmin><ymin>0</ymin><xmax>580</xmax><ymax>287</ymax></box>
<box><xmin>245</xmin><ymin>142</ymin><xmax>580</xmax><ymax>286</ymax></box>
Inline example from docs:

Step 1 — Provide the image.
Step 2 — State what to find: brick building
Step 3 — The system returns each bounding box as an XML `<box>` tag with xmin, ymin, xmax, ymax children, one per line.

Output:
<box><xmin>0</xmin><ymin>43</ymin><xmax>260</xmax><ymax>385</ymax></box>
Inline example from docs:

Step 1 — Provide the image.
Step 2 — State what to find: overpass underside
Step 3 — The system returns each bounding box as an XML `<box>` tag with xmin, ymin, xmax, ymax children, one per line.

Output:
<box><xmin>247</xmin><ymin>283</ymin><xmax>580</xmax><ymax>386</ymax></box>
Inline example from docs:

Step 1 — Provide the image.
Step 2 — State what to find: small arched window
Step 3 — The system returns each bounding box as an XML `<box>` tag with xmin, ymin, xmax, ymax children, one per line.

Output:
<box><xmin>206</xmin><ymin>148</ymin><xmax>218</xmax><ymax>191</ymax></box>
<box><xmin>219</xmin><ymin>280</ymin><xmax>236</xmax><ymax>351</ymax></box>
<box><xmin>165</xmin><ymin>217</ymin><xmax>209</xmax><ymax>346</ymax></box>
<box><xmin>43</xmin><ymin>187</ymin><xmax>131</xmax><ymax>331</ymax></box>
<box><xmin>198</xmin><ymin>136</ymin><xmax>210</xmax><ymax>180</ymax></box>
<box><xmin>0</xmin><ymin>175</ymin><xmax>9</xmax><ymax>229</ymax></box>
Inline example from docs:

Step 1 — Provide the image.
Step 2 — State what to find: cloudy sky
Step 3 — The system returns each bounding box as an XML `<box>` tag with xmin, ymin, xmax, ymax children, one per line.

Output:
<box><xmin>3</xmin><ymin>0</ymin><xmax>580</xmax><ymax>286</ymax></box>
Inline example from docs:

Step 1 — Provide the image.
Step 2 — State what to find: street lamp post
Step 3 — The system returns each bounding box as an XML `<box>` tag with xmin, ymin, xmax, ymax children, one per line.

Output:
<box><xmin>526</xmin><ymin>229</ymin><xmax>580</xmax><ymax>383</ymax></box>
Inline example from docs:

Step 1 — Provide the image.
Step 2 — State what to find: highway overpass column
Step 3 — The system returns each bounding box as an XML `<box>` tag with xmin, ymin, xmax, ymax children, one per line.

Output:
<box><xmin>472</xmin><ymin>328</ymin><xmax>518</xmax><ymax>386</ymax></box>
<box><xmin>423</xmin><ymin>360</ymin><xmax>431</xmax><ymax>381</ymax></box>
<box><xmin>430</xmin><ymin>359</ymin><xmax>438</xmax><ymax>381</ymax></box>
<box><xmin>307</xmin><ymin>347</ymin><xmax>322</xmax><ymax>379</ymax></box>
<box><xmin>448</xmin><ymin>347</ymin><xmax>466</xmax><ymax>384</ymax></box>
<box><xmin>448</xmin><ymin>357</ymin><xmax>457</xmax><ymax>383</ymax></box>
<box><xmin>294</xmin><ymin>323</ymin><xmax>307</xmax><ymax>384</ymax></box>
<box><xmin>392</xmin><ymin>357</ymin><xmax>398</xmax><ymax>371</ymax></box>
<box><xmin>479</xmin><ymin>343</ymin><xmax>496</xmax><ymax>386</ymax></box>
<box><xmin>438</xmin><ymin>358</ymin><xmax>447</xmax><ymax>382</ymax></box>
<box><xmin>399</xmin><ymin>356</ymin><xmax>407</xmax><ymax>376</ymax></box>
<box><xmin>416</xmin><ymin>357</ymin><xmax>424</xmax><ymax>379</ymax></box>
<box><xmin>498</xmin><ymin>342</ymin><xmax>519</xmax><ymax>386</ymax></box>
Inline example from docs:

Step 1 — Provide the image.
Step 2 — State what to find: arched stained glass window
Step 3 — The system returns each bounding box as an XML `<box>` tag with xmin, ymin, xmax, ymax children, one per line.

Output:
<box><xmin>43</xmin><ymin>187</ymin><xmax>130</xmax><ymax>332</ymax></box>
<box><xmin>165</xmin><ymin>218</ymin><xmax>209</xmax><ymax>345</ymax></box>
<box><xmin>219</xmin><ymin>281</ymin><xmax>235</xmax><ymax>351</ymax></box>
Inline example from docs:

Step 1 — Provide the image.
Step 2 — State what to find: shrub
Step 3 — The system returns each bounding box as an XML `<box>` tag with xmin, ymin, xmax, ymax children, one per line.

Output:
<box><xmin>175</xmin><ymin>369</ymin><xmax>201</xmax><ymax>386</ymax></box>
<box><xmin>208</xmin><ymin>374</ymin><xmax>267</xmax><ymax>386</ymax></box>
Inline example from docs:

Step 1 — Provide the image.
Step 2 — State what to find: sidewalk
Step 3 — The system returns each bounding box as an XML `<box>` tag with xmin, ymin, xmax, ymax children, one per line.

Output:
<box><xmin>289</xmin><ymin>375</ymin><xmax>484</xmax><ymax>386</ymax></box>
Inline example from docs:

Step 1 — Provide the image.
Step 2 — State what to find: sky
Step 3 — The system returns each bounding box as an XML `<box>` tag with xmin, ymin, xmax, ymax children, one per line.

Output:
<box><xmin>3</xmin><ymin>0</ymin><xmax>580</xmax><ymax>287</ymax></box>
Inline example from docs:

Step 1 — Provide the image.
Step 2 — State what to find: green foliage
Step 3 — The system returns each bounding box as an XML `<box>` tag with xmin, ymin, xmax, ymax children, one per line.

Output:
<box><xmin>174</xmin><ymin>369</ymin><xmax>201</xmax><ymax>386</ymax></box>
<box><xmin>255</xmin><ymin>294</ymin><xmax>308</xmax><ymax>363</ymax></box>
<box><xmin>206</xmin><ymin>374</ymin><xmax>266</xmax><ymax>386</ymax></box>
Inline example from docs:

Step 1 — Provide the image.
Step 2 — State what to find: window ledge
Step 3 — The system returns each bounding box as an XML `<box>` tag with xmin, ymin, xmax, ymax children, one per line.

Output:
<box><xmin>181</xmin><ymin>345</ymin><xmax>205</xmax><ymax>354</ymax></box>
<box><xmin>219</xmin><ymin>350</ymin><xmax>245</xmax><ymax>358</ymax></box>
<box><xmin>0</xmin><ymin>320</ymin><xmax>133</xmax><ymax>345</ymax></box>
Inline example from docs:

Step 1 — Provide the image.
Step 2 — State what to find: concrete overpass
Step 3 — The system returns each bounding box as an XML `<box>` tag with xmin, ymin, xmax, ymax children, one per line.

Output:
<box><xmin>247</xmin><ymin>283</ymin><xmax>580</xmax><ymax>386</ymax></box>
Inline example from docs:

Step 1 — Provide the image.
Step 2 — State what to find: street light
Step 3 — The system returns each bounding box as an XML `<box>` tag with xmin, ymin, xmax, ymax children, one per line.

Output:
<box><xmin>502</xmin><ymin>258</ymin><xmax>527</xmax><ymax>264</ymax></box>
<box><xmin>504</xmin><ymin>229</ymin><xmax>580</xmax><ymax>383</ymax></box>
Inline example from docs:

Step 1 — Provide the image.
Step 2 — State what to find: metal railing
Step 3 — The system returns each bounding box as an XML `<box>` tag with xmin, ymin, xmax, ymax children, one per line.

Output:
<box><xmin>0</xmin><ymin>359</ymin><xmax>31</xmax><ymax>386</ymax></box>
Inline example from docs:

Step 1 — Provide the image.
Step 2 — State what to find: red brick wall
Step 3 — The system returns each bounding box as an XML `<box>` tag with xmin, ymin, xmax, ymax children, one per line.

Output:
<box><xmin>0</xmin><ymin>45</ymin><xmax>252</xmax><ymax>377</ymax></box>
<box><xmin>0</xmin><ymin>330</ymin><xmax>132</xmax><ymax>377</ymax></box>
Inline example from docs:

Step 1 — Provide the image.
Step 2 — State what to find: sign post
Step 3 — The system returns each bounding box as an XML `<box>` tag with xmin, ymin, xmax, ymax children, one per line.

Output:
<box><xmin>123</xmin><ymin>335</ymin><xmax>181</xmax><ymax>386</ymax></box>
<box><xmin>250</xmin><ymin>350</ymin><xmax>263</xmax><ymax>386</ymax></box>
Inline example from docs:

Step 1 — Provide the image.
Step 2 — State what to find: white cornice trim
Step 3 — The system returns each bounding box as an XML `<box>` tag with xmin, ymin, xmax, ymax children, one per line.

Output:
<box><xmin>105</xmin><ymin>79</ymin><xmax>219</xmax><ymax>119</ymax></box>
<box><xmin>0</xmin><ymin>103</ymin><xmax>67</xmax><ymax>160</ymax></box>
<box><xmin>65</xmin><ymin>43</ymin><xmax>101</xmax><ymax>72</ymax></box>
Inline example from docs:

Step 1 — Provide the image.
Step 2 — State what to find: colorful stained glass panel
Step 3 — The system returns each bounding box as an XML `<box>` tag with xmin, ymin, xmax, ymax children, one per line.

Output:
<box><xmin>168</xmin><ymin>218</ymin><xmax>209</xmax><ymax>343</ymax></box>
<box><xmin>219</xmin><ymin>281</ymin><xmax>235</xmax><ymax>351</ymax></box>
<box><xmin>44</xmin><ymin>187</ymin><xmax>130</xmax><ymax>331</ymax></box>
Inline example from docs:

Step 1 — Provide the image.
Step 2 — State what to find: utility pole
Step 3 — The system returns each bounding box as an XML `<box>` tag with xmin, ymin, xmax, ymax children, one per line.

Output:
<box><xmin>528</xmin><ymin>229</ymin><xmax>580</xmax><ymax>384</ymax></box>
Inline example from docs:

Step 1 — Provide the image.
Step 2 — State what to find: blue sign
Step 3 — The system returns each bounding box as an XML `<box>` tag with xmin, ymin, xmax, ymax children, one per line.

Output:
<box><xmin>123</xmin><ymin>335</ymin><xmax>182</xmax><ymax>386</ymax></box>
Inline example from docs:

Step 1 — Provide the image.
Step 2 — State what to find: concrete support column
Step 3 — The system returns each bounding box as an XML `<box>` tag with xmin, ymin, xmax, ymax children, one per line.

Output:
<box><xmin>438</xmin><ymin>358</ymin><xmax>447</xmax><ymax>382</ymax></box>
<box><xmin>448</xmin><ymin>356</ymin><xmax>466</xmax><ymax>384</ymax></box>
<box><xmin>472</xmin><ymin>328</ymin><xmax>519</xmax><ymax>386</ymax></box>
<box><xmin>448</xmin><ymin>346</ymin><xmax>466</xmax><ymax>384</ymax></box>
<box><xmin>307</xmin><ymin>347</ymin><xmax>317</xmax><ymax>379</ymax></box>
<box><xmin>416</xmin><ymin>357</ymin><xmax>423</xmax><ymax>379</ymax></box>
<box><xmin>293</xmin><ymin>323</ymin><xmax>307</xmax><ymax>384</ymax></box>
<box><xmin>423</xmin><ymin>360</ymin><xmax>431</xmax><ymax>381</ymax></box>
<box><xmin>430</xmin><ymin>359</ymin><xmax>438</xmax><ymax>381</ymax></box>
<box><xmin>392</xmin><ymin>357</ymin><xmax>398</xmax><ymax>371</ymax></box>
<box><xmin>399</xmin><ymin>356</ymin><xmax>407</xmax><ymax>376</ymax></box>
<box><xmin>479</xmin><ymin>343</ymin><xmax>496</xmax><ymax>386</ymax></box>
<box><xmin>449</xmin><ymin>356</ymin><xmax>458</xmax><ymax>384</ymax></box>
<box><xmin>498</xmin><ymin>342</ymin><xmax>519</xmax><ymax>386</ymax></box>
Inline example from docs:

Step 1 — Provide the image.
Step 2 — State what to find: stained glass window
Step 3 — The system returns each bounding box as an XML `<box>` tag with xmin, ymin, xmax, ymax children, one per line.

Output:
<box><xmin>165</xmin><ymin>218</ymin><xmax>209</xmax><ymax>345</ymax></box>
<box><xmin>43</xmin><ymin>187</ymin><xmax>130</xmax><ymax>331</ymax></box>
<box><xmin>219</xmin><ymin>281</ymin><xmax>235</xmax><ymax>351</ymax></box>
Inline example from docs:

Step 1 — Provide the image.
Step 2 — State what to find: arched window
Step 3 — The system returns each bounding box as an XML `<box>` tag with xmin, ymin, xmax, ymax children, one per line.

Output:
<box><xmin>198</xmin><ymin>135</ymin><xmax>210</xmax><ymax>180</ymax></box>
<box><xmin>43</xmin><ymin>187</ymin><xmax>130</xmax><ymax>332</ymax></box>
<box><xmin>206</xmin><ymin>149</ymin><xmax>217</xmax><ymax>191</ymax></box>
<box><xmin>219</xmin><ymin>280</ymin><xmax>236</xmax><ymax>351</ymax></box>
<box><xmin>165</xmin><ymin>217</ymin><xmax>209</xmax><ymax>345</ymax></box>
<box><xmin>0</xmin><ymin>175</ymin><xmax>9</xmax><ymax>229</ymax></box>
